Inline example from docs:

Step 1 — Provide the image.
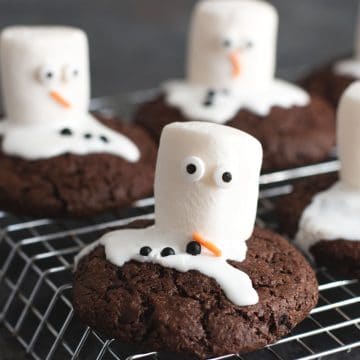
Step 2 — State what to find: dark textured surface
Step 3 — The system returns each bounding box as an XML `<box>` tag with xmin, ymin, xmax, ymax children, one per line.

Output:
<box><xmin>277</xmin><ymin>173</ymin><xmax>360</xmax><ymax>279</ymax></box>
<box><xmin>0</xmin><ymin>116</ymin><xmax>156</xmax><ymax>217</ymax></box>
<box><xmin>134</xmin><ymin>95</ymin><xmax>335</xmax><ymax>172</ymax></box>
<box><xmin>301</xmin><ymin>66</ymin><xmax>356</xmax><ymax>109</ymax></box>
<box><xmin>73</xmin><ymin>220</ymin><xmax>318</xmax><ymax>359</ymax></box>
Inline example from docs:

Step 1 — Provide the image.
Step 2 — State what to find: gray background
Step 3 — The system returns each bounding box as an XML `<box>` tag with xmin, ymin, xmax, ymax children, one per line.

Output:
<box><xmin>0</xmin><ymin>0</ymin><xmax>359</xmax><ymax>359</ymax></box>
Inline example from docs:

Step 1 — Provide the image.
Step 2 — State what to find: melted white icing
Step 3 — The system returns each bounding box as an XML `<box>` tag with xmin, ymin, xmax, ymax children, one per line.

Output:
<box><xmin>76</xmin><ymin>225</ymin><xmax>259</xmax><ymax>307</ymax></box>
<box><xmin>0</xmin><ymin>113</ymin><xmax>140</xmax><ymax>162</ymax></box>
<box><xmin>164</xmin><ymin>79</ymin><xmax>310</xmax><ymax>123</ymax></box>
<box><xmin>295</xmin><ymin>181</ymin><xmax>360</xmax><ymax>252</ymax></box>
<box><xmin>334</xmin><ymin>59</ymin><xmax>360</xmax><ymax>79</ymax></box>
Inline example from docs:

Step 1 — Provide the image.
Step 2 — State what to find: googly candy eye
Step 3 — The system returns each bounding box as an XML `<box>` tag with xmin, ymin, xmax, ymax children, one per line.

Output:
<box><xmin>214</xmin><ymin>167</ymin><xmax>233</xmax><ymax>188</ymax></box>
<box><xmin>243</xmin><ymin>39</ymin><xmax>254</xmax><ymax>50</ymax></box>
<box><xmin>37</xmin><ymin>65</ymin><xmax>58</xmax><ymax>85</ymax></box>
<box><xmin>63</xmin><ymin>65</ymin><xmax>80</xmax><ymax>82</ymax></box>
<box><xmin>182</xmin><ymin>156</ymin><xmax>205</xmax><ymax>182</ymax></box>
<box><xmin>222</xmin><ymin>38</ymin><xmax>232</xmax><ymax>49</ymax></box>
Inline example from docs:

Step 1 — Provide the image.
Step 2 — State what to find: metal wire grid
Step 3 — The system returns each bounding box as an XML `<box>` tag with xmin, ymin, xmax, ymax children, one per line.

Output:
<box><xmin>0</xmin><ymin>170</ymin><xmax>359</xmax><ymax>360</ymax></box>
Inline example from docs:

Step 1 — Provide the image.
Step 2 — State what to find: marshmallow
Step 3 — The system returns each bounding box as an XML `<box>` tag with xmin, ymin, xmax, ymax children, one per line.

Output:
<box><xmin>164</xmin><ymin>0</ymin><xmax>309</xmax><ymax>122</ymax></box>
<box><xmin>77</xmin><ymin>122</ymin><xmax>262</xmax><ymax>306</ymax></box>
<box><xmin>155</xmin><ymin>121</ymin><xmax>262</xmax><ymax>258</ymax></box>
<box><xmin>0</xmin><ymin>26</ymin><xmax>140</xmax><ymax>162</ymax></box>
<box><xmin>187</xmin><ymin>0</ymin><xmax>278</xmax><ymax>91</ymax></box>
<box><xmin>295</xmin><ymin>82</ymin><xmax>360</xmax><ymax>251</ymax></box>
<box><xmin>1</xmin><ymin>26</ymin><xmax>89</xmax><ymax>124</ymax></box>
<box><xmin>338</xmin><ymin>81</ymin><xmax>360</xmax><ymax>189</ymax></box>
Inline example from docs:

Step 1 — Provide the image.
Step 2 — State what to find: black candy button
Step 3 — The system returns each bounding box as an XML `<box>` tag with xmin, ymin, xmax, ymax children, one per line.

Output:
<box><xmin>60</xmin><ymin>128</ymin><xmax>72</xmax><ymax>136</ymax></box>
<box><xmin>186</xmin><ymin>241</ymin><xmax>201</xmax><ymax>256</ymax></box>
<box><xmin>161</xmin><ymin>247</ymin><xmax>175</xmax><ymax>257</ymax></box>
<box><xmin>140</xmin><ymin>246</ymin><xmax>152</xmax><ymax>256</ymax></box>
<box><xmin>100</xmin><ymin>135</ymin><xmax>109</xmax><ymax>143</ymax></box>
<box><xmin>84</xmin><ymin>133</ymin><xmax>92</xmax><ymax>139</ymax></box>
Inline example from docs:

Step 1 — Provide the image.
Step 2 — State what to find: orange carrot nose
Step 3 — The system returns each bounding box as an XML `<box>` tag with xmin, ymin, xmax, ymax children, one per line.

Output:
<box><xmin>192</xmin><ymin>232</ymin><xmax>222</xmax><ymax>257</ymax></box>
<box><xmin>50</xmin><ymin>91</ymin><xmax>71</xmax><ymax>109</ymax></box>
<box><xmin>229</xmin><ymin>51</ymin><xmax>242</xmax><ymax>78</ymax></box>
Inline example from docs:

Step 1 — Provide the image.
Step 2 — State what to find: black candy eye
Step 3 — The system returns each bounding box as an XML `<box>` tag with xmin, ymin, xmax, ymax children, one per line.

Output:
<box><xmin>186</xmin><ymin>241</ymin><xmax>201</xmax><ymax>256</ymax></box>
<box><xmin>161</xmin><ymin>247</ymin><xmax>175</xmax><ymax>257</ymax></box>
<box><xmin>222</xmin><ymin>172</ymin><xmax>232</xmax><ymax>183</ymax></box>
<box><xmin>223</xmin><ymin>39</ymin><xmax>232</xmax><ymax>48</ymax></box>
<box><xmin>244</xmin><ymin>40</ymin><xmax>254</xmax><ymax>49</ymax></box>
<box><xmin>46</xmin><ymin>72</ymin><xmax>54</xmax><ymax>79</ymax></box>
<box><xmin>140</xmin><ymin>246</ymin><xmax>152</xmax><ymax>256</ymax></box>
<box><xmin>183</xmin><ymin>156</ymin><xmax>205</xmax><ymax>182</ymax></box>
<box><xmin>214</xmin><ymin>167</ymin><xmax>233</xmax><ymax>188</ymax></box>
<box><xmin>186</xmin><ymin>164</ymin><xmax>197</xmax><ymax>174</ymax></box>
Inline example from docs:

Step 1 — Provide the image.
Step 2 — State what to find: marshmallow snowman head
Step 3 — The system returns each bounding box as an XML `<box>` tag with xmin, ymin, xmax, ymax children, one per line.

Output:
<box><xmin>0</xmin><ymin>26</ymin><xmax>90</xmax><ymax>125</ymax></box>
<box><xmin>338</xmin><ymin>81</ymin><xmax>360</xmax><ymax>189</ymax></box>
<box><xmin>187</xmin><ymin>0</ymin><xmax>278</xmax><ymax>91</ymax></box>
<box><xmin>154</xmin><ymin>122</ymin><xmax>263</xmax><ymax>256</ymax></box>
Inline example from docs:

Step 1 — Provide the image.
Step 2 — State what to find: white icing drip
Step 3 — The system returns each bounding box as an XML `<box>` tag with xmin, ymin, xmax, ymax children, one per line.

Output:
<box><xmin>164</xmin><ymin>79</ymin><xmax>310</xmax><ymax>123</ymax></box>
<box><xmin>334</xmin><ymin>58</ymin><xmax>360</xmax><ymax>79</ymax></box>
<box><xmin>0</xmin><ymin>113</ymin><xmax>140</xmax><ymax>162</ymax></box>
<box><xmin>76</xmin><ymin>226</ymin><xmax>259</xmax><ymax>307</ymax></box>
<box><xmin>295</xmin><ymin>181</ymin><xmax>360</xmax><ymax>252</ymax></box>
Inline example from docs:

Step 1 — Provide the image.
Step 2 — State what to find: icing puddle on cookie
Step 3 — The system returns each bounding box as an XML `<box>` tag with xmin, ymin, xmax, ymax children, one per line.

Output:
<box><xmin>0</xmin><ymin>26</ymin><xmax>140</xmax><ymax>162</ymax></box>
<box><xmin>296</xmin><ymin>81</ymin><xmax>360</xmax><ymax>252</ymax></box>
<box><xmin>77</xmin><ymin>121</ymin><xmax>263</xmax><ymax>307</ymax></box>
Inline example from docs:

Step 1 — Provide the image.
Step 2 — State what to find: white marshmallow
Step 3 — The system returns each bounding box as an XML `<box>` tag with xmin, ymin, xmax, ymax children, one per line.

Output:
<box><xmin>338</xmin><ymin>81</ymin><xmax>360</xmax><ymax>189</ymax></box>
<box><xmin>0</xmin><ymin>26</ymin><xmax>140</xmax><ymax>162</ymax></box>
<box><xmin>295</xmin><ymin>82</ymin><xmax>360</xmax><ymax>252</ymax></box>
<box><xmin>334</xmin><ymin>4</ymin><xmax>360</xmax><ymax>78</ymax></box>
<box><xmin>155</xmin><ymin>121</ymin><xmax>262</xmax><ymax>258</ymax></box>
<box><xmin>1</xmin><ymin>26</ymin><xmax>90</xmax><ymax>124</ymax></box>
<box><xmin>164</xmin><ymin>0</ymin><xmax>309</xmax><ymax>122</ymax></box>
<box><xmin>76</xmin><ymin>122</ymin><xmax>262</xmax><ymax>306</ymax></box>
<box><xmin>188</xmin><ymin>0</ymin><xmax>278</xmax><ymax>91</ymax></box>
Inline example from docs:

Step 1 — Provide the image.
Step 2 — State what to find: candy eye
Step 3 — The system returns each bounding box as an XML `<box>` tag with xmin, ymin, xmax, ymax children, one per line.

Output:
<box><xmin>182</xmin><ymin>156</ymin><xmax>205</xmax><ymax>182</ymax></box>
<box><xmin>64</xmin><ymin>65</ymin><xmax>80</xmax><ymax>81</ymax></box>
<box><xmin>243</xmin><ymin>40</ymin><xmax>254</xmax><ymax>49</ymax></box>
<box><xmin>222</xmin><ymin>38</ymin><xmax>232</xmax><ymax>49</ymax></box>
<box><xmin>38</xmin><ymin>65</ymin><xmax>58</xmax><ymax>85</ymax></box>
<box><xmin>214</xmin><ymin>167</ymin><xmax>233</xmax><ymax>189</ymax></box>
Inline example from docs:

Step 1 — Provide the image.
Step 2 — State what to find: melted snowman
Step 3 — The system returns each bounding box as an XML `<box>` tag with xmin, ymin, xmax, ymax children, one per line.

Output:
<box><xmin>165</xmin><ymin>0</ymin><xmax>309</xmax><ymax>123</ymax></box>
<box><xmin>0</xmin><ymin>26</ymin><xmax>139</xmax><ymax>161</ymax></box>
<box><xmin>77</xmin><ymin>121</ymin><xmax>263</xmax><ymax>306</ymax></box>
<box><xmin>296</xmin><ymin>82</ymin><xmax>360</xmax><ymax>251</ymax></box>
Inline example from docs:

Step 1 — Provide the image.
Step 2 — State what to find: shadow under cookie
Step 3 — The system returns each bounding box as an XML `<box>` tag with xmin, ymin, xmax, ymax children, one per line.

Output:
<box><xmin>134</xmin><ymin>95</ymin><xmax>335</xmax><ymax>173</ymax></box>
<box><xmin>0</xmin><ymin>116</ymin><xmax>157</xmax><ymax>218</ymax></box>
<box><xmin>73</xmin><ymin>221</ymin><xmax>318</xmax><ymax>359</ymax></box>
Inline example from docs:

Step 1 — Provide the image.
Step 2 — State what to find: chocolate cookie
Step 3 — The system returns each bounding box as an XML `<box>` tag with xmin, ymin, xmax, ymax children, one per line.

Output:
<box><xmin>277</xmin><ymin>173</ymin><xmax>360</xmax><ymax>278</ymax></box>
<box><xmin>134</xmin><ymin>95</ymin><xmax>335</xmax><ymax>172</ymax></box>
<box><xmin>0</xmin><ymin>116</ymin><xmax>157</xmax><ymax>217</ymax></box>
<box><xmin>73</xmin><ymin>220</ymin><xmax>318</xmax><ymax>359</ymax></box>
<box><xmin>301</xmin><ymin>66</ymin><xmax>355</xmax><ymax>109</ymax></box>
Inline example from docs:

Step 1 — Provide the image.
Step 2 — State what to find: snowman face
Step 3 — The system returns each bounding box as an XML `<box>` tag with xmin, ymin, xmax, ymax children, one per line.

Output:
<box><xmin>155</xmin><ymin>122</ymin><xmax>262</xmax><ymax>252</ymax></box>
<box><xmin>0</xmin><ymin>27</ymin><xmax>90</xmax><ymax>125</ymax></box>
<box><xmin>187</xmin><ymin>0</ymin><xmax>278</xmax><ymax>91</ymax></box>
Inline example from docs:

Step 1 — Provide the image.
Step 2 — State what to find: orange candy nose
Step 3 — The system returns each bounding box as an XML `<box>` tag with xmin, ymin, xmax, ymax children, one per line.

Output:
<box><xmin>229</xmin><ymin>51</ymin><xmax>242</xmax><ymax>78</ymax></box>
<box><xmin>192</xmin><ymin>232</ymin><xmax>222</xmax><ymax>257</ymax></box>
<box><xmin>50</xmin><ymin>91</ymin><xmax>71</xmax><ymax>108</ymax></box>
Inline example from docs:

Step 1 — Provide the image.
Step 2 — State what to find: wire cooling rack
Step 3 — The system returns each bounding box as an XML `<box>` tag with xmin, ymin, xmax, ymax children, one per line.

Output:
<box><xmin>0</xmin><ymin>92</ymin><xmax>359</xmax><ymax>360</ymax></box>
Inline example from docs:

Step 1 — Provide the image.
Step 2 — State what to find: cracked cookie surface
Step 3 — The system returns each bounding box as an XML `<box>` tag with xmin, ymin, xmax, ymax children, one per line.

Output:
<box><xmin>0</xmin><ymin>117</ymin><xmax>156</xmax><ymax>217</ymax></box>
<box><xmin>73</xmin><ymin>220</ymin><xmax>318</xmax><ymax>359</ymax></box>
